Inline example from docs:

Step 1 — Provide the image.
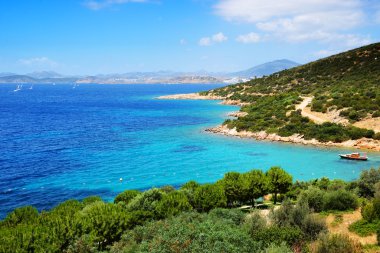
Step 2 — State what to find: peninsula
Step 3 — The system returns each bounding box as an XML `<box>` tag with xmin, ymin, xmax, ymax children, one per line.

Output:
<box><xmin>159</xmin><ymin>43</ymin><xmax>380</xmax><ymax>151</ymax></box>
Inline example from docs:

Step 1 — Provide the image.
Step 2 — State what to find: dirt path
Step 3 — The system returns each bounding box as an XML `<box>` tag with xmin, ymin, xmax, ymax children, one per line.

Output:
<box><xmin>296</xmin><ymin>97</ymin><xmax>350</xmax><ymax>125</ymax></box>
<box><xmin>325</xmin><ymin>210</ymin><xmax>377</xmax><ymax>245</ymax></box>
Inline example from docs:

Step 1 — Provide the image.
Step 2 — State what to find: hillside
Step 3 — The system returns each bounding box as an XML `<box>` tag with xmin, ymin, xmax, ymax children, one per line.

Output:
<box><xmin>202</xmin><ymin>43</ymin><xmax>380</xmax><ymax>145</ymax></box>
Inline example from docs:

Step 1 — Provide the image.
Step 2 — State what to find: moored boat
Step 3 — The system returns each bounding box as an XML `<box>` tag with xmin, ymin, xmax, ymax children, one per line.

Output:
<box><xmin>339</xmin><ymin>152</ymin><xmax>368</xmax><ymax>161</ymax></box>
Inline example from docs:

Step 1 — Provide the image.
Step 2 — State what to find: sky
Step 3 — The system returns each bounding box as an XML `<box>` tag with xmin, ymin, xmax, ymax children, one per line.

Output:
<box><xmin>0</xmin><ymin>0</ymin><xmax>379</xmax><ymax>75</ymax></box>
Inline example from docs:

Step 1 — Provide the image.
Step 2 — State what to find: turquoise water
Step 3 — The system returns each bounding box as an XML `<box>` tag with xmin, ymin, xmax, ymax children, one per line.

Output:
<box><xmin>0</xmin><ymin>83</ymin><xmax>379</xmax><ymax>218</ymax></box>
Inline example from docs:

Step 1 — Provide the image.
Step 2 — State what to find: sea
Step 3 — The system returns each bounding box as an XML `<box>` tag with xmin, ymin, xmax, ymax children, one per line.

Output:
<box><xmin>0</xmin><ymin>83</ymin><xmax>379</xmax><ymax>218</ymax></box>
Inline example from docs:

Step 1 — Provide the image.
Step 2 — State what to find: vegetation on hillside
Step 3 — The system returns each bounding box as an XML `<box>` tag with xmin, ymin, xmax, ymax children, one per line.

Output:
<box><xmin>202</xmin><ymin>43</ymin><xmax>380</xmax><ymax>142</ymax></box>
<box><xmin>1</xmin><ymin>167</ymin><xmax>380</xmax><ymax>252</ymax></box>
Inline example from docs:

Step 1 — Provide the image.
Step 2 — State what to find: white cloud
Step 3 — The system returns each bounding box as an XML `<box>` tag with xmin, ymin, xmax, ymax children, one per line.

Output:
<box><xmin>18</xmin><ymin>57</ymin><xmax>58</xmax><ymax>68</ymax></box>
<box><xmin>83</xmin><ymin>0</ymin><xmax>148</xmax><ymax>10</ymax></box>
<box><xmin>214</xmin><ymin>0</ymin><xmax>370</xmax><ymax>47</ymax></box>
<box><xmin>180</xmin><ymin>39</ymin><xmax>187</xmax><ymax>45</ymax></box>
<box><xmin>199</xmin><ymin>37</ymin><xmax>212</xmax><ymax>46</ymax></box>
<box><xmin>199</xmin><ymin>32</ymin><xmax>228</xmax><ymax>46</ymax></box>
<box><xmin>212</xmin><ymin>32</ymin><xmax>228</xmax><ymax>42</ymax></box>
<box><xmin>236</xmin><ymin>32</ymin><xmax>261</xmax><ymax>43</ymax></box>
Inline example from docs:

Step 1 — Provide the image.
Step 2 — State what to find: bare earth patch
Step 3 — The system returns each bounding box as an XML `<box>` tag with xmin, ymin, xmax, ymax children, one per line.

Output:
<box><xmin>296</xmin><ymin>97</ymin><xmax>380</xmax><ymax>133</ymax></box>
<box><xmin>325</xmin><ymin>210</ymin><xmax>377</xmax><ymax>245</ymax></box>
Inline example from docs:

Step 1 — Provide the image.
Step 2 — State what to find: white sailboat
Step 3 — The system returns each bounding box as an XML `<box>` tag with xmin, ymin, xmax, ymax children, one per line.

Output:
<box><xmin>29</xmin><ymin>85</ymin><xmax>33</xmax><ymax>90</ymax></box>
<box><xmin>13</xmin><ymin>84</ymin><xmax>22</xmax><ymax>92</ymax></box>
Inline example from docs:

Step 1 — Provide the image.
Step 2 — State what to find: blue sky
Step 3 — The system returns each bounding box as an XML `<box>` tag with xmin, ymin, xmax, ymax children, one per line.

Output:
<box><xmin>0</xmin><ymin>0</ymin><xmax>379</xmax><ymax>75</ymax></box>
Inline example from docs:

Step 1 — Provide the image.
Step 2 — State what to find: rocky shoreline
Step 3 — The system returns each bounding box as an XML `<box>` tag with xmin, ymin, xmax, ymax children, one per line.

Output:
<box><xmin>206</xmin><ymin>125</ymin><xmax>380</xmax><ymax>152</ymax></box>
<box><xmin>158</xmin><ymin>93</ymin><xmax>380</xmax><ymax>152</ymax></box>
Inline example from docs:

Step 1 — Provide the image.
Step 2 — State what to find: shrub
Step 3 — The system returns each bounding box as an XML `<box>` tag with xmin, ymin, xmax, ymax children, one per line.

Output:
<box><xmin>114</xmin><ymin>190</ymin><xmax>140</xmax><ymax>205</ymax></box>
<box><xmin>298</xmin><ymin>186</ymin><xmax>325</xmax><ymax>212</ymax></box>
<box><xmin>322</xmin><ymin>190</ymin><xmax>358</xmax><ymax>211</ymax></box>
<box><xmin>244</xmin><ymin>211</ymin><xmax>267</xmax><ymax>236</ymax></box>
<box><xmin>2</xmin><ymin>206</ymin><xmax>39</xmax><ymax>227</ymax></box>
<box><xmin>349</xmin><ymin>219</ymin><xmax>380</xmax><ymax>237</ymax></box>
<box><xmin>312</xmin><ymin>234</ymin><xmax>363</xmax><ymax>253</ymax></box>
<box><xmin>252</xmin><ymin>226</ymin><xmax>304</xmax><ymax>247</ymax></box>
<box><xmin>82</xmin><ymin>196</ymin><xmax>102</xmax><ymax>206</ymax></box>
<box><xmin>264</xmin><ymin>242</ymin><xmax>293</xmax><ymax>253</ymax></box>
<box><xmin>76</xmin><ymin>202</ymin><xmax>133</xmax><ymax>250</ymax></box>
<box><xmin>357</xmin><ymin>168</ymin><xmax>380</xmax><ymax>198</ymax></box>
<box><xmin>126</xmin><ymin>188</ymin><xmax>164</xmax><ymax>215</ymax></box>
<box><xmin>361</xmin><ymin>202</ymin><xmax>376</xmax><ymax>222</ymax></box>
<box><xmin>193</xmin><ymin>184</ymin><xmax>227</xmax><ymax>212</ymax></box>
<box><xmin>208</xmin><ymin>208</ymin><xmax>246</xmax><ymax>226</ymax></box>
<box><xmin>301</xmin><ymin>214</ymin><xmax>327</xmax><ymax>240</ymax></box>
<box><xmin>155</xmin><ymin>191</ymin><xmax>192</xmax><ymax>218</ymax></box>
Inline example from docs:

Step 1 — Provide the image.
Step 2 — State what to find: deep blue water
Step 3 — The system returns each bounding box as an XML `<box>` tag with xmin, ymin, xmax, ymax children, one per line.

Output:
<box><xmin>0</xmin><ymin>83</ymin><xmax>379</xmax><ymax>218</ymax></box>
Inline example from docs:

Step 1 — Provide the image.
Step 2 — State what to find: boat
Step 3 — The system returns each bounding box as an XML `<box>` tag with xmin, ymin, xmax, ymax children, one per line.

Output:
<box><xmin>339</xmin><ymin>152</ymin><xmax>368</xmax><ymax>161</ymax></box>
<box><xmin>29</xmin><ymin>85</ymin><xmax>33</xmax><ymax>90</ymax></box>
<box><xmin>13</xmin><ymin>84</ymin><xmax>22</xmax><ymax>92</ymax></box>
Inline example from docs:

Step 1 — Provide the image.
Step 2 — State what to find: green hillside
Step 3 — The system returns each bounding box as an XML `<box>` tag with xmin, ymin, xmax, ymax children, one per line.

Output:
<box><xmin>202</xmin><ymin>43</ymin><xmax>380</xmax><ymax>142</ymax></box>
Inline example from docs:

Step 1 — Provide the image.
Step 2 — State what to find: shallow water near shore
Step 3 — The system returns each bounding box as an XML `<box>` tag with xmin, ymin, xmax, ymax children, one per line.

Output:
<box><xmin>0</xmin><ymin>83</ymin><xmax>380</xmax><ymax>218</ymax></box>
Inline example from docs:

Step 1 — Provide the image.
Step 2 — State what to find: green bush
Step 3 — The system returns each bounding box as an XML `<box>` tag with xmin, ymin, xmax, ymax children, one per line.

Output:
<box><xmin>1</xmin><ymin>206</ymin><xmax>39</xmax><ymax>227</ymax></box>
<box><xmin>155</xmin><ymin>191</ymin><xmax>192</xmax><ymax>218</ymax></box>
<box><xmin>193</xmin><ymin>184</ymin><xmax>227</xmax><ymax>212</ymax></box>
<box><xmin>252</xmin><ymin>226</ymin><xmax>304</xmax><ymax>247</ymax></box>
<box><xmin>322</xmin><ymin>190</ymin><xmax>358</xmax><ymax>211</ymax></box>
<box><xmin>299</xmin><ymin>186</ymin><xmax>325</xmax><ymax>212</ymax></box>
<box><xmin>111</xmin><ymin>211</ymin><xmax>262</xmax><ymax>253</ymax></box>
<box><xmin>312</xmin><ymin>234</ymin><xmax>363</xmax><ymax>253</ymax></box>
<box><xmin>349</xmin><ymin>219</ymin><xmax>380</xmax><ymax>237</ymax></box>
<box><xmin>76</xmin><ymin>202</ymin><xmax>134</xmax><ymax>250</ymax></box>
<box><xmin>114</xmin><ymin>190</ymin><xmax>140</xmax><ymax>205</ymax></box>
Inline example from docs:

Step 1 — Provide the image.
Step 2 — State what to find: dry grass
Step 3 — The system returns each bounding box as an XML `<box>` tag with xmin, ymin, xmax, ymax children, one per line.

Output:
<box><xmin>325</xmin><ymin>209</ymin><xmax>377</xmax><ymax>245</ymax></box>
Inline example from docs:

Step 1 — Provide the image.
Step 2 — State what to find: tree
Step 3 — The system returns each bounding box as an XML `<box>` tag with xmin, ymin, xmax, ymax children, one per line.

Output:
<box><xmin>155</xmin><ymin>191</ymin><xmax>192</xmax><ymax>218</ymax></box>
<box><xmin>241</xmin><ymin>170</ymin><xmax>268</xmax><ymax>206</ymax></box>
<box><xmin>357</xmin><ymin>168</ymin><xmax>380</xmax><ymax>197</ymax></box>
<box><xmin>194</xmin><ymin>184</ymin><xmax>227</xmax><ymax>212</ymax></box>
<box><xmin>266</xmin><ymin>167</ymin><xmax>292</xmax><ymax>204</ymax></box>
<box><xmin>218</xmin><ymin>172</ymin><xmax>244</xmax><ymax>206</ymax></box>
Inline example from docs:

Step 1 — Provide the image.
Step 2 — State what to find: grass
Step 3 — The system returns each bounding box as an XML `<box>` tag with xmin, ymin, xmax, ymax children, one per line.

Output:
<box><xmin>319</xmin><ymin>209</ymin><xmax>355</xmax><ymax>217</ymax></box>
<box><xmin>363</xmin><ymin>244</ymin><xmax>380</xmax><ymax>253</ymax></box>
<box><xmin>331</xmin><ymin>214</ymin><xmax>344</xmax><ymax>227</ymax></box>
<box><xmin>349</xmin><ymin>219</ymin><xmax>380</xmax><ymax>237</ymax></box>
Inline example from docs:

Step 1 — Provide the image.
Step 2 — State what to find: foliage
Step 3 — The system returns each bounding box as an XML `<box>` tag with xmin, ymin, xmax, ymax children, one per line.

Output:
<box><xmin>76</xmin><ymin>201</ymin><xmax>134</xmax><ymax>250</ymax></box>
<box><xmin>349</xmin><ymin>219</ymin><xmax>380</xmax><ymax>237</ymax></box>
<box><xmin>206</xmin><ymin>43</ymin><xmax>380</xmax><ymax>142</ymax></box>
<box><xmin>312</xmin><ymin>234</ymin><xmax>363</xmax><ymax>253</ymax></box>
<box><xmin>298</xmin><ymin>186</ymin><xmax>325</xmax><ymax>212</ymax></box>
<box><xmin>241</xmin><ymin>169</ymin><xmax>269</xmax><ymax>205</ymax></box>
<box><xmin>114</xmin><ymin>190</ymin><xmax>140</xmax><ymax>205</ymax></box>
<box><xmin>251</xmin><ymin>225</ymin><xmax>304</xmax><ymax>248</ymax></box>
<box><xmin>266</xmin><ymin>167</ymin><xmax>293</xmax><ymax>204</ymax></box>
<box><xmin>322</xmin><ymin>190</ymin><xmax>358</xmax><ymax>211</ymax></box>
<box><xmin>1</xmin><ymin>206</ymin><xmax>39</xmax><ymax>227</ymax></box>
<box><xmin>270</xmin><ymin>200</ymin><xmax>327</xmax><ymax>240</ymax></box>
<box><xmin>357</xmin><ymin>168</ymin><xmax>380</xmax><ymax>198</ymax></box>
<box><xmin>218</xmin><ymin>171</ymin><xmax>245</xmax><ymax>206</ymax></box>
<box><xmin>193</xmin><ymin>183</ymin><xmax>227</xmax><ymax>212</ymax></box>
<box><xmin>155</xmin><ymin>191</ymin><xmax>192</xmax><ymax>218</ymax></box>
<box><xmin>125</xmin><ymin>188</ymin><xmax>164</xmax><ymax>215</ymax></box>
<box><xmin>111</xmin><ymin>211</ymin><xmax>262</xmax><ymax>253</ymax></box>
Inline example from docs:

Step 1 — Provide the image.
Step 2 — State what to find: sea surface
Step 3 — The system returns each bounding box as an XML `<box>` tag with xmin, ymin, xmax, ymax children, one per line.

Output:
<box><xmin>0</xmin><ymin>83</ymin><xmax>379</xmax><ymax>218</ymax></box>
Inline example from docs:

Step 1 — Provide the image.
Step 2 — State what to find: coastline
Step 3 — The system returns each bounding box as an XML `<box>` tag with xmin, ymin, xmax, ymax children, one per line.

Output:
<box><xmin>159</xmin><ymin>93</ymin><xmax>380</xmax><ymax>152</ymax></box>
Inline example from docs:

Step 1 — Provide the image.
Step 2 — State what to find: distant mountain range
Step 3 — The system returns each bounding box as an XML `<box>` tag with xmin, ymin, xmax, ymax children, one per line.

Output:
<box><xmin>0</xmin><ymin>59</ymin><xmax>299</xmax><ymax>84</ymax></box>
<box><xmin>229</xmin><ymin>59</ymin><xmax>300</xmax><ymax>78</ymax></box>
